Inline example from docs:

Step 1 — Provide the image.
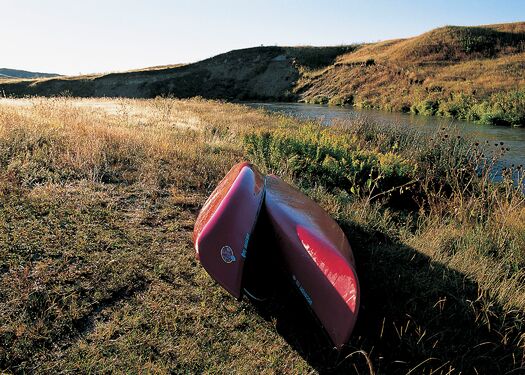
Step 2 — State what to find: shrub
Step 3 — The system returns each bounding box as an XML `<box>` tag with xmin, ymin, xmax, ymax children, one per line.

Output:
<box><xmin>487</xmin><ymin>89</ymin><xmax>525</xmax><ymax>126</ymax></box>
<box><xmin>328</xmin><ymin>95</ymin><xmax>354</xmax><ymax>106</ymax></box>
<box><xmin>411</xmin><ymin>99</ymin><xmax>439</xmax><ymax>116</ymax></box>
<box><xmin>243</xmin><ymin>124</ymin><xmax>418</xmax><ymax>200</ymax></box>
<box><xmin>311</xmin><ymin>95</ymin><xmax>329</xmax><ymax>105</ymax></box>
<box><xmin>438</xmin><ymin>92</ymin><xmax>478</xmax><ymax>120</ymax></box>
<box><xmin>414</xmin><ymin>89</ymin><xmax>525</xmax><ymax>127</ymax></box>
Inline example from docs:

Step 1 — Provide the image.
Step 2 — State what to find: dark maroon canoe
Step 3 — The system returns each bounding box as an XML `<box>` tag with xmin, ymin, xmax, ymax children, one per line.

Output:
<box><xmin>193</xmin><ymin>162</ymin><xmax>265</xmax><ymax>299</ymax></box>
<box><xmin>264</xmin><ymin>175</ymin><xmax>360</xmax><ymax>349</ymax></box>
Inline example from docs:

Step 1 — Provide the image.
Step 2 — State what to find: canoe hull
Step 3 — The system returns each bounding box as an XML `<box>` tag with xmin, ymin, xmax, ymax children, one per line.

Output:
<box><xmin>264</xmin><ymin>175</ymin><xmax>360</xmax><ymax>348</ymax></box>
<box><xmin>193</xmin><ymin>162</ymin><xmax>265</xmax><ymax>299</ymax></box>
<box><xmin>193</xmin><ymin>163</ymin><xmax>360</xmax><ymax>348</ymax></box>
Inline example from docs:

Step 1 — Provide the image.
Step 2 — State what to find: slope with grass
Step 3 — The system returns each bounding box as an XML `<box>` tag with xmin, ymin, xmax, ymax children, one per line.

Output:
<box><xmin>0</xmin><ymin>47</ymin><xmax>351</xmax><ymax>101</ymax></box>
<box><xmin>299</xmin><ymin>23</ymin><xmax>525</xmax><ymax>126</ymax></box>
<box><xmin>1</xmin><ymin>23</ymin><xmax>524</xmax><ymax>125</ymax></box>
<box><xmin>0</xmin><ymin>98</ymin><xmax>523</xmax><ymax>373</ymax></box>
<box><xmin>0</xmin><ymin>68</ymin><xmax>59</xmax><ymax>79</ymax></box>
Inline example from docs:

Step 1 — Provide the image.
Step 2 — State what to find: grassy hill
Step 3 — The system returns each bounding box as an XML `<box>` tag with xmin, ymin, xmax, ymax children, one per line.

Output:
<box><xmin>0</xmin><ymin>68</ymin><xmax>59</xmax><ymax>79</ymax></box>
<box><xmin>0</xmin><ymin>22</ymin><xmax>524</xmax><ymax>125</ymax></box>
<box><xmin>299</xmin><ymin>22</ymin><xmax>525</xmax><ymax>126</ymax></box>
<box><xmin>0</xmin><ymin>97</ymin><xmax>524</xmax><ymax>373</ymax></box>
<box><xmin>0</xmin><ymin>47</ymin><xmax>351</xmax><ymax>101</ymax></box>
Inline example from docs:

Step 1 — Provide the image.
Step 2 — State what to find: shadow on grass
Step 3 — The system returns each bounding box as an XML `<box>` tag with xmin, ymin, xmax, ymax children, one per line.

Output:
<box><xmin>246</xmin><ymin>222</ymin><xmax>524</xmax><ymax>375</ymax></box>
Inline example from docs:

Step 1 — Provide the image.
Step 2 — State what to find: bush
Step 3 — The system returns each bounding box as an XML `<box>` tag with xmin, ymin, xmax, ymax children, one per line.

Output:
<box><xmin>486</xmin><ymin>90</ymin><xmax>525</xmax><ymax>126</ymax></box>
<box><xmin>411</xmin><ymin>99</ymin><xmax>439</xmax><ymax>116</ymax></box>
<box><xmin>328</xmin><ymin>95</ymin><xmax>354</xmax><ymax>106</ymax></box>
<box><xmin>438</xmin><ymin>92</ymin><xmax>478</xmax><ymax>120</ymax></box>
<box><xmin>416</xmin><ymin>89</ymin><xmax>525</xmax><ymax>126</ymax></box>
<box><xmin>243</xmin><ymin>124</ymin><xmax>418</xmax><ymax>200</ymax></box>
<box><xmin>311</xmin><ymin>95</ymin><xmax>329</xmax><ymax>105</ymax></box>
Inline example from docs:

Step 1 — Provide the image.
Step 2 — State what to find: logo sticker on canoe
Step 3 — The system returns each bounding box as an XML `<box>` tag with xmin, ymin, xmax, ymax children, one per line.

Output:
<box><xmin>220</xmin><ymin>246</ymin><xmax>236</xmax><ymax>263</ymax></box>
<box><xmin>241</xmin><ymin>233</ymin><xmax>250</xmax><ymax>258</ymax></box>
<box><xmin>293</xmin><ymin>275</ymin><xmax>313</xmax><ymax>305</ymax></box>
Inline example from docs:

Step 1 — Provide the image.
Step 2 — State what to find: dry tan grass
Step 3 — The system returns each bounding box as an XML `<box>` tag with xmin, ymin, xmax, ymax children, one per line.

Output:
<box><xmin>297</xmin><ymin>23</ymin><xmax>525</xmax><ymax>122</ymax></box>
<box><xmin>0</xmin><ymin>98</ymin><xmax>524</xmax><ymax>374</ymax></box>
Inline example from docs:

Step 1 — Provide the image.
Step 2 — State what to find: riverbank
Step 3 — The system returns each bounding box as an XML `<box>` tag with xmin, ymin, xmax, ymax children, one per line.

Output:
<box><xmin>308</xmin><ymin>88</ymin><xmax>525</xmax><ymax>128</ymax></box>
<box><xmin>1</xmin><ymin>23</ymin><xmax>524</xmax><ymax>127</ymax></box>
<box><xmin>249</xmin><ymin>101</ymin><xmax>525</xmax><ymax>172</ymax></box>
<box><xmin>1</xmin><ymin>98</ymin><xmax>524</xmax><ymax>373</ymax></box>
<box><xmin>300</xmin><ymin>23</ymin><xmax>525</xmax><ymax>127</ymax></box>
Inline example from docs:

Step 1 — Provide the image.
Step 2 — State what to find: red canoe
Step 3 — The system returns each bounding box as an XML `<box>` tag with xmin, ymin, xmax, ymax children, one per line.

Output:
<box><xmin>193</xmin><ymin>162</ymin><xmax>265</xmax><ymax>299</ymax></box>
<box><xmin>193</xmin><ymin>162</ymin><xmax>360</xmax><ymax>348</ymax></box>
<box><xmin>264</xmin><ymin>175</ymin><xmax>360</xmax><ymax>349</ymax></box>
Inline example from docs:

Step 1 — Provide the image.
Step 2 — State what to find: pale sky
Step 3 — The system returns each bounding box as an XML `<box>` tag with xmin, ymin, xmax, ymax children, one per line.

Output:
<box><xmin>2</xmin><ymin>0</ymin><xmax>524</xmax><ymax>75</ymax></box>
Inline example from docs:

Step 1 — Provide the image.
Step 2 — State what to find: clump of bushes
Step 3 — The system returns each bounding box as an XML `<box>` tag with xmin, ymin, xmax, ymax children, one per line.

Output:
<box><xmin>414</xmin><ymin>89</ymin><xmax>525</xmax><ymax>126</ymax></box>
<box><xmin>243</xmin><ymin>123</ymin><xmax>418</xmax><ymax>201</ymax></box>
<box><xmin>328</xmin><ymin>95</ymin><xmax>354</xmax><ymax>106</ymax></box>
<box><xmin>243</xmin><ymin>117</ymin><xmax>525</xmax><ymax>222</ymax></box>
<box><xmin>307</xmin><ymin>95</ymin><xmax>329</xmax><ymax>105</ymax></box>
<box><xmin>475</xmin><ymin>90</ymin><xmax>525</xmax><ymax>126</ymax></box>
<box><xmin>438</xmin><ymin>92</ymin><xmax>478</xmax><ymax>120</ymax></box>
<box><xmin>410</xmin><ymin>99</ymin><xmax>439</xmax><ymax>116</ymax></box>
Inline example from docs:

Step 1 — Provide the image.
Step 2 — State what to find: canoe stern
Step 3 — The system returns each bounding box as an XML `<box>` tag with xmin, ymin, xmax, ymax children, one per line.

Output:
<box><xmin>193</xmin><ymin>162</ymin><xmax>265</xmax><ymax>299</ymax></box>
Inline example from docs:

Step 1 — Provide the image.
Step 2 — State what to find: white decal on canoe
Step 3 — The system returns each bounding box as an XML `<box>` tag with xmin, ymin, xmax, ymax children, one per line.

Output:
<box><xmin>241</xmin><ymin>233</ymin><xmax>250</xmax><ymax>258</ymax></box>
<box><xmin>292</xmin><ymin>275</ymin><xmax>313</xmax><ymax>305</ymax></box>
<box><xmin>220</xmin><ymin>245</ymin><xmax>236</xmax><ymax>263</ymax></box>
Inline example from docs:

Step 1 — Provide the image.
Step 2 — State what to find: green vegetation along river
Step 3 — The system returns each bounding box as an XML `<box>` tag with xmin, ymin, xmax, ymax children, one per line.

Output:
<box><xmin>250</xmin><ymin>102</ymin><xmax>525</xmax><ymax>178</ymax></box>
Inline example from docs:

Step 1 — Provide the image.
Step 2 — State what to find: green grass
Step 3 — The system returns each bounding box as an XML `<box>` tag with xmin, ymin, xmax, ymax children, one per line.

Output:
<box><xmin>408</xmin><ymin>89</ymin><xmax>525</xmax><ymax>126</ymax></box>
<box><xmin>0</xmin><ymin>98</ymin><xmax>524</xmax><ymax>374</ymax></box>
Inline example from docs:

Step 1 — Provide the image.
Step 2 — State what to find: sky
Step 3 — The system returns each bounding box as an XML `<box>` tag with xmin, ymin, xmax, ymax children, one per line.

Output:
<box><xmin>2</xmin><ymin>0</ymin><xmax>524</xmax><ymax>75</ymax></box>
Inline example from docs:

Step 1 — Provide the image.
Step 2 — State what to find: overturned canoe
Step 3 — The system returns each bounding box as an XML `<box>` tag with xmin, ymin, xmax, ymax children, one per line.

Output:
<box><xmin>193</xmin><ymin>163</ymin><xmax>360</xmax><ymax>348</ymax></box>
<box><xmin>193</xmin><ymin>162</ymin><xmax>265</xmax><ymax>299</ymax></box>
<box><xmin>264</xmin><ymin>175</ymin><xmax>360</xmax><ymax>348</ymax></box>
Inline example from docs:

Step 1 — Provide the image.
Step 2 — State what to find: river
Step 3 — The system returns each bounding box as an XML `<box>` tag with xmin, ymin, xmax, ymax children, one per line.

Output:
<box><xmin>248</xmin><ymin>102</ymin><xmax>525</xmax><ymax>172</ymax></box>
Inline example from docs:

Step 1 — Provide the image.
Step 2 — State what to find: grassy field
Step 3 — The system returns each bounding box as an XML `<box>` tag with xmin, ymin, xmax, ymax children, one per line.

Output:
<box><xmin>0</xmin><ymin>98</ymin><xmax>524</xmax><ymax>374</ymax></box>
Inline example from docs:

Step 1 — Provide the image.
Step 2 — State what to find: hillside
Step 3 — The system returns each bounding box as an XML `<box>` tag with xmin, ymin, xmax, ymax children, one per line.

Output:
<box><xmin>0</xmin><ymin>68</ymin><xmax>59</xmax><ymax>79</ymax></box>
<box><xmin>0</xmin><ymin>22</ymin><xmax>524</xmax><ymax>125</ymax></box>
<box><xmin>298</xmin><ymin>22</ymin><xmax>525</xmax><ymax>125</ymax></box>
<box><xmin>0</xmin><ymin>47</ymin><xmax>351</xmax><ymax>100</ymax></box>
